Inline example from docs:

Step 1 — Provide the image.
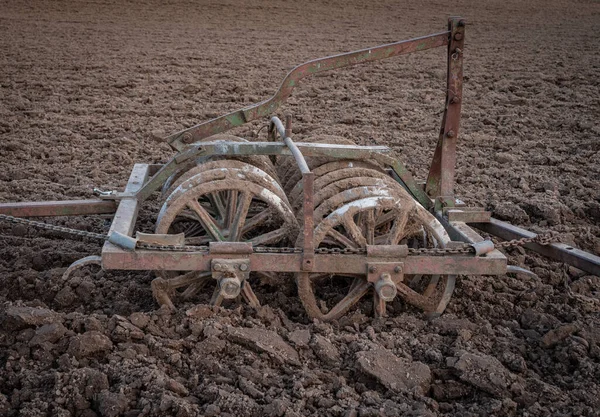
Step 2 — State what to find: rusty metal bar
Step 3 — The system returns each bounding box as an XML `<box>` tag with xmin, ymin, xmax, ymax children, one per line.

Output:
<box><xmin>426</xmin><ymin>17</ymin><xmax>465</xmax><ymax>202</ymax></box>
<box><xmin>472</xmin><ymin>218</ymin><xmax>600</xmax><ymax>276</ymax></box>
<box><xmin>302</xmin><ymin>172</ymin><xmax>315</xmax><ymax>271</ymax></box>
<box><xmin>102</xmin><ymin>250</ymin><xmax>506</xmax><ymax>276</ymax></box>
<box><xmin>101</xmin><ymin>164</ymin><xmax>150</xmax><ymax>264</ymax></box>
<box><xmin>0</xmin><ymin>199</ymin><xmax>116</xmax><ymax>217</ymax></box>
<box><xmin>166</xmin><ymin>31</ymin><xmax>450</xmax><ymax>151</ymax></box>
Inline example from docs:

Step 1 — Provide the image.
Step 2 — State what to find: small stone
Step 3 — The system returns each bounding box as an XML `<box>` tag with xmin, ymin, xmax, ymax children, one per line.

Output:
<box><xmin>541</xmin><ymin>323</ymin><xmax>578</xmax><ymax>348</ymax></box>
<box><xmin>495</xmin><ymin>152</ymin><xmax>517</xmax><ymax>164</ymax></box>
<box><xmin>288</xmin><ymin>329</ymin><xmax>311</xmax><ymax>347</ymax></box>
<box><xmin>356</xmin><ymin>347</ymin><xmax>431</xmax><ymax>393</ymax></box>
<box><xmin>29</xmin><ymin>322</ymin><xmax>67</xmax><ymax>346</ymax></box>
<box><xmin>129</xmin><ymin>312</ymin><xmax>150</xmax><ymax>329</ymax></box>
<box><xmin>2</xmin><ymin>306</ymin><xmax>62</xmax><ymax>330</ymax></box>
<box><xmin>68</xmin><ymin>331</ymin><xmax>113</xmax><ymax>359</ymax></box>
<box><xmin>448</xmin><ymin>350</ymin><xmax>515</xmax><ymax>397</ymax></box>
<box><xmin>185</xmin><ymin>305</ymin><xmax>214</xmax><ymax>320</ymax></box>
<box><xmin>227</xmin><ymin>326</ymin><xmax>299</xmax><ymax>365</ymax></box>
<box><xmin>311</xmin><ymin>335</ymin><xmax>341</xmax><ymax>365</ymax></box>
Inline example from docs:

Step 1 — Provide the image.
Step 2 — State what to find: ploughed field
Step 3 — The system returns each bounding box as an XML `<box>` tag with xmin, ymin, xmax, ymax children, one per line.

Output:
<box><xmin>0</xmin><ymin>0</ymin><xmax>599</xmax><ymax>416</ymax></box>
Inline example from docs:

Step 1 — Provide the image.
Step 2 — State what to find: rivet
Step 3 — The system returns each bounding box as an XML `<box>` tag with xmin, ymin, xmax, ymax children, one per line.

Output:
<box><xmin>446</xmin><ymin>130</ymin><xmax>455</xmax><ymax>138</ymax></box>
<box><xmin>454</xmin><ymin>32</ymin><xmax>463</xmax><ymax>41</ymax></box>
<box><xmin>369</xmin><ymin>266</ymin><xmax>377</xmax><ymax>273</ymax></box>
<box><xmin>394</xmin><ymin>266</ymin><xmax>402</xmax><ymax>273</ymax></box>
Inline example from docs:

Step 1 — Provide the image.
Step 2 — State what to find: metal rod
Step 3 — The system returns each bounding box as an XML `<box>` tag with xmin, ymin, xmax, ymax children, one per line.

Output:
<box><xmin>270</xmin><ymin>116</ymin><xmax>310</xmax><ymax>174</ymax></box>
<box><xmin>472</xmin><ymin>218</ymin><xmax>600</xmax><ymax>276</ymax></box>
<box><xmin>166</xmin><ymin>31</ymin><xmax>450</xmax><ymax>151</ymax></box>
<box><xmin>0</xmin><ymin>200</ymin><xmax>117</xmax><ymax>217</ymax></box>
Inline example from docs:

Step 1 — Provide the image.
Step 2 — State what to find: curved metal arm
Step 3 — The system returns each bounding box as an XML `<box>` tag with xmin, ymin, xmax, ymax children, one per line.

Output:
<box><xmin>165</xmin><ymin>31</ymin><xmax>450</xmax><ymax>151</ymax></box>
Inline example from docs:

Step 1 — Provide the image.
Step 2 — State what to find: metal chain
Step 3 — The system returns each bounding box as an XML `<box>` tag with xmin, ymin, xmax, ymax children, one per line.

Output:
<box><xmin>495</xmin><ymin>232</ymin><xmax>559</xmax><ymax>249</ymax></box>
<box><xmin>0</xmin><ymin>213</ymin><xmax>107</xmax><ymax>241</ymax></box>
<box><xmin>0</xmin><ymin>213</ymin><xmax>560</xmax><ymax>256</ymax></box>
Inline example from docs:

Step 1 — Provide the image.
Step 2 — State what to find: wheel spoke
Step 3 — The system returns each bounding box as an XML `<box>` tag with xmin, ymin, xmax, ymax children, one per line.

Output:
<box><xmin>210</xmin><ymin>192</ymin><xmax>227</xmax><ymax>222</ymax></box>
<box><xmin>386</xmin><ymin>208</ymin><xmax>411</xmax><ymax>244</ymax></box>
<box><xmin>242</xmin><ymin>209</ymin><xmax>270</xmax><ymax>234</ymax></box>
<box><xmin>342</xmin><ymin>216</ymin><xmax>368</xmax><ymax>248</ymax></box>
<box><xmin>324</xmin><ymin>279</ymin><xmax>370</xmax><ymax>321</ymax></box>
<box><xmin>327</xmin><ymin>228</ymin><xmax>358</xmax><ymax>249</ymax></box>
<box><xmin>187</xmin><ymin>199</ymin><xmax>225</xmax><ymax>241</ymax></box>
<box><xmin>365</xmin><ymin>209</ymin><xmax>375</xmax><ymax>245</ymax></box>
<box><xmin>229</xmin><ymin>192</ymin><xmax>253</xmax><ymax>241</ymax></box>
<box><xmin>373</xmin><ymin>292</ymin><xmax>387</xmax><ymax>318</ymax></box>
<box><xmin>226</xmin><ymin>190</ymin><xmax>238</xmax><ymax>228</ymax></box>
<box><xmin>241</xmin><ymin>281</ymin><xmax>260</xmax><ymax>308</ymax></box>
<box><xmin>395</xmin><ymin>281</ymin><xmax>435</xmax><ymax>311</ymax></box>
<box><xmin>181</xmin><ymin>274</ymin><xmax>212</xmax><ymax>299</ymax></box>
<box><xmin>248</xmin><ymin>227</ymin><xmax>287</xmax><ymax>246</ymax></box>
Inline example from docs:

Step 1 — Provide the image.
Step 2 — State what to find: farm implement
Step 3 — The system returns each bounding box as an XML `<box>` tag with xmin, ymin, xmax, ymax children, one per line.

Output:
<box><xmin>1</xmin><ymin>17</ymin><xmax>598</xmax><ymax>321</ymax></box>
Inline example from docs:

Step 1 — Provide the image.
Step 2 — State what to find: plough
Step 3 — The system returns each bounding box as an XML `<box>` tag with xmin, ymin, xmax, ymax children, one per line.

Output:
<box><xmin>1</xmin><ymin>17</ymin><xmax>598</xmax><ymax>321</ymax></box>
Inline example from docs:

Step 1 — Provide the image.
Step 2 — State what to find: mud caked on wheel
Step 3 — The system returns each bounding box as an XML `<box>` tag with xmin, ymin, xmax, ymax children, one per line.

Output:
<box><xmin>151</xmin><ymin>150</ymin><xmax>298</xmax><ymax>310</ymax></box>
<box><xmin>286</xmin><ymin>135</ymin><xmax>455</xmax><ymax>321</ymax></box>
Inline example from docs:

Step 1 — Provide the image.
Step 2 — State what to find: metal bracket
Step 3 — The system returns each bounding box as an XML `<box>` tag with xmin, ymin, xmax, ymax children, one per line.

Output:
<box><xmin>94</xmin><ymin>188</ymin><xmax>136</xmax><ymax>200</ymax></box>
<box><xmin>367</xmin><ymin>262</ymin><xmax>404</xmax><ymax>302</ymax></box>
<box><xmin>445</xmin><ymin>207</ymin><xmax>491</xmax><ymax>223</ymax></box>
<box><xmin>211</xmin><ymin>258</ymin><xmax>251</xmax><ymax>300</ymax></box>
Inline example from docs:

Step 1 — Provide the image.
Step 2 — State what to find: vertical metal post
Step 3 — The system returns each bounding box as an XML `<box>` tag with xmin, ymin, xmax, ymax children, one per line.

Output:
<box><xmin>425</xmin><ymin>17</ymin><xmax>465</xmax><ymax>206</ymax></box>
<box><xmin>302</xmin><ymin>172</ymin><xmax>315</xmax><ymax>271</ymax></box>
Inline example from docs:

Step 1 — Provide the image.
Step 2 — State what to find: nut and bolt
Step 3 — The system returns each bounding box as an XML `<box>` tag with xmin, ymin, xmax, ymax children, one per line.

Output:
<box><xmin>394</xmin><ymin>266</ymin><xmax>402</xmax><ymax>273</ymax></box>
<box><xmin>239</xmin><ymin>264</ymin><xmax>248</xmax><ymax>271</ymax></box>
<box><xmin>368</xmin><ymin>266</ymin><xmax>377</xmax><ymax>273</ymax></box>
<box><xmin>181</xmin><ymin>133</ymin><xmax>194</xmax><ymax>144</ymax></box>
<box><xmin>213</xmin><ymin>263</ymin><xmax>223</xmax><ymax>271</ymax></box>
<box><xmin>446</xmin><ymin>130</ymin><xmax>456</xmax><ymax>138</ymax></box>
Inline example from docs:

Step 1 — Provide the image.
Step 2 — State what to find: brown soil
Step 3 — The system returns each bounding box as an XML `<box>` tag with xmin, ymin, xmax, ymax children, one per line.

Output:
<box><xmin>1</xmin><ymin>0</ymin><xmax>599</xmax><ymax>416</ymax></box>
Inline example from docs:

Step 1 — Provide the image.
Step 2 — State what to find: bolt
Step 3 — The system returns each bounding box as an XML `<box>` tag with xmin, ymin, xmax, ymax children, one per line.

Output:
<box><xmin>454</xmin><ymin>32</ymin><xmax>463</xmax><ymax>41</ymax></box>
<box><xmin>375</xmin><ymin>273</ymin><xmax>397</xmax><ymax>302</ymax></box>
<box><xmin>181</xmin><ymin>133</ymin><xmax>193</xmax><ymax>144</ymax></box>
<box><xmin>446</xmin><ymin>130</ymin><xmax>455</xmax><ymax>138</ymax></box>
<box><xmin>368</xmin><ymin>266</ymin><xmax>377</xmax><ymax>273</ymax></box>
<box><xmin>239</xmin><ymin>264</ymin><xmax>248</xmax><ymax>271</ymax></box>
<box><xmin>219</xmin><ymin>277</ymin><xmax>241</xmax><ymax>299</ymax></box>
<box><xmin>394</xmin><ymin>266</ymin><xmax>402</xmax><ymax>273</ymax></box>
<box><xmin>450</xmin><ymin>96</ymin><xmax>460</xmax><ymax>104</ymax></box>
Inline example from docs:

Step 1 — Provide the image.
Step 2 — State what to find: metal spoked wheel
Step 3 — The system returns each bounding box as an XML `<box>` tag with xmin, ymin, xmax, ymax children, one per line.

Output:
<box><xmin>152</xmin><ymin>163</ymin><xmax>298</xmax><ymax>310</ymax></box>
<box><xmin>296</xmin><ymin>196</ymin><xmax>454</xmax><ymax>321</ymax></box>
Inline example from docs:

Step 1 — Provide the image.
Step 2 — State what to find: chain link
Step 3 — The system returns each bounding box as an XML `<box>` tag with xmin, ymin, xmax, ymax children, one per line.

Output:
<box><xmin>495</xmin><ymin>232</ymin><xmax>559</xmax><ymax>249</ymax></box>
<box><xmin>0</xmin><ymin>213</ymin><xmax>107</xmax><ymax>241</ymax></box>
<box><xmin>0</xmin><ymin>213</ymin><xmax>561</xmax><ymax>256</ymax></box>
